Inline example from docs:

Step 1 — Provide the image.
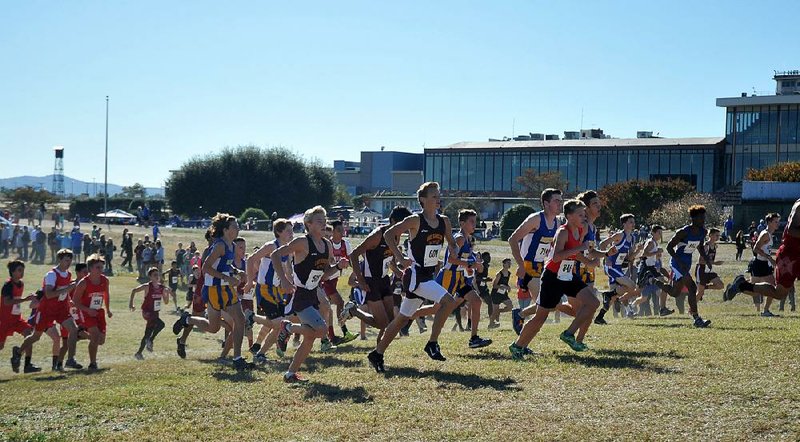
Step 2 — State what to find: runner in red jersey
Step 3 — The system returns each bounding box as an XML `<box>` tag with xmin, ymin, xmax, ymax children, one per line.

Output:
<box><xmin>72</xmin><ymin>254</ymin><xmax>113</xmax><ymax>370</ymax></box>
<box><xmin>509</xmin><ymin>199</ymin><xmax>615</xmax><ymax>359</ymax></box>
<box><xmin>319</xmin><ymin>220</ymin><xmax>357</xmax><ymax>345</ymax></box>
<box><xmin>52</xmin><ymin>263</ymin><xmax>89</xmax><ymax>371</ymax></box>
<box><xmin>130</xmin><ymin>267</ymin><xmax>171</xmax><ymax>360</ymax></box>
<box><xmin>727</xmin><ymin>198</ymin><xmax>800</xmax><ymax>303</ymax></box>
<box><xmin>2</xmin><ymin>260</ymin><xmax>39</xmax><ymax>373</ymax></box>
<box><xmin>18</xmin><ymin>248</ymin><xmax>82</xmax><ymax>369</ymax></box>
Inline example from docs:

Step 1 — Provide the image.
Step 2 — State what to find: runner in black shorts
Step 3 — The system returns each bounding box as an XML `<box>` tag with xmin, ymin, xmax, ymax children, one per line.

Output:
<box><xmin>695</xmin><ymin>228</ymin><xmax>724</xmax><ymax>302</ymax></box>
<box><xmin>489</xmin><ymin>258</ymin><xmax>513</xmax><ymax>328</ymax></box>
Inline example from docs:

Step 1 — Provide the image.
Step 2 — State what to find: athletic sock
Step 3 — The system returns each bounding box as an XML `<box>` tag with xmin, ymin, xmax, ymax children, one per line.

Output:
<box><xmin>327</xmin><ymin>326</ymin><xmax>336</xmax><ymax>341</ymax></box>
<box><xmin>596</xmin><ymin>308</ymin><xmax>607</xmax><ymax>321</ymax></box>
<box><xmin>24</xmin><ymin>356</ymin><xmax>31</xmax><ymax>366</ymax></box>
<box><xmin>341</xmin><ymin>325</ymin><xmax>349</xmax><ymax>334</ymax></box>
<box><xmin>52</xmin><ymin>355</ymin><xmax>58</xmax><ymax>365</ymax></box>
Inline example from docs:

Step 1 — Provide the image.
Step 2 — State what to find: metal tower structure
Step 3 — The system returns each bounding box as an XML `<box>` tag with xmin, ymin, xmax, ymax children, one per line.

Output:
<box><xmin>52</xmin><ymin>146</ymin><xmax>65</xmax><ymax>197</ymax></box>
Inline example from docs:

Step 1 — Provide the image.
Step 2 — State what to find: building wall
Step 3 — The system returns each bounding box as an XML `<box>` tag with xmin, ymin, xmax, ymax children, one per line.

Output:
<box><xmin>391</xmin><ymin>171</ymin><xmax>424</xmax><ymax>194</ymax></box>
<box><xmin>360</xmin><ymin>151</ymin><xmax>424</xmax><ymax>192</ymax></box>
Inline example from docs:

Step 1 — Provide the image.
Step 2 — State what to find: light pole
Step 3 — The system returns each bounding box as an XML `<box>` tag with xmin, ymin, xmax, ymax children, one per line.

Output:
<box><xmin>104</xmin><ymin>96</ymin><xmax>109</xmax><ymax>224</ymax></box>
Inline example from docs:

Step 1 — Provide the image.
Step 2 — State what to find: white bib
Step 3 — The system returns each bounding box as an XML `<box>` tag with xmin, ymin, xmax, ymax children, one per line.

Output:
<box><xmin>273</xmin><ymin>271</ymin><xmax>282</xmax><ymax>287</ymax></box>
<box><xmin>171</xmin><ymin>276</ymin><xmax>178</xmax><ymax>284</ymax></box>
<box><xmin>11</xmin><ymin>303</ymin><xmax>21</xmax><ymax>316</ymax></box>
<box><xmin>382</xmin><ymin>256</ymin><xmax>393</xmax><ymax>278</ymax></box>
<box><xmin>242</xmin><ymin>289</ymin><xmax>254</xmax><ymax>300</ymax></box>
<box><xmin>90</xmin><ymin>293</ymin><xmax>104</xmax><ymax>310</ymax></box>
<box><xmin>557</xmin><ymin>260</ymin><xmax>575</xmax><ymax>281</ymax></box>
<box><xmin>153</xmin><ymin>299</ymin><xmax>162</xmax><ymax>312</ymax></box>
<box><xmin>583</xmin><ymin>241</ymin><xmax>595</xmax><ymax>257</ymax></box>
<box><xmin>685</xmin><ymin>241</ymin><xmax>700</xmax><ymax>254</ymax></box>
<box><xmin>423</xmin><ymin>245</ymin><xmax>440</xmax><ymax>267</ymax></box>
<box><xmin>534</xmin><ymin>240</ymin><xmax>552</xmax><ymax>262</ymax></box>
<box><xmin>58</xmin><ymin>291</ymin><xmax>68</xmax><ymax>302</ymax></box>
<box><xmin>614</xmin><ymin>253</ymin><xmax>628</xmax><ymax>266</ymax></box>
<box><xmin>305</xmin><ymin>270</ymin><xmax>324</xmax><ymax>290</ymax></box>
<box><xmin>498</xmin><ymin>287</ymin><xmax>508</xmax><ymax>295</ymax></box>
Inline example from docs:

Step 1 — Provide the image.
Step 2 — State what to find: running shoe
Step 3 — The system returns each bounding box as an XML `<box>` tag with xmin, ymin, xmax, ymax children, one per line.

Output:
<box><xmin>172</xmin><ymin>311</ymin><xmax>190</xmax><ymax>335</ymax></box>
<box><xmin>761</xmin><ymin>310</ymin><xmax>776</xmax><ymax>317</ymax></box>
<box><xmin>284</xmin><ymin>372</ymin><xmax>309</xmax><ymax>384</ymax></box>
<box><xmin>134</xmin><ymin>353</ymin><xmax>144</xmax><ymax>361</ymax></box>
<box><xmin>276</xmin><ymin>320</ymin><xmax>292</xmax><ymax>355</ymax></box>
<box><xmin>254</xmin><ymin>353</ymin><xmax>269</xmax><ymax>365</ymax></box>
<box><xmin>659</xmin><ymin>307</ymin><xmax>675</xmax><ymax>317</ymax></box>
<box><xmin>559</xmin><ymin>331</ymin><xmax>584</xmax><ymax>352</ymax></box>
<box><xmin>575</xmin><ymin>341</ymin><xmax>588</xmax><ymax>351</ymax></box>
<box><xmin>594</xmin><ymin>317</ymin><xmax>608</xmax><ymax>325</ymax></box>
<box><xmin>508</xmin><ymin>343</ymin><xmax>525</xmax><ymax>361</ymax></box>
<box><xmin>249</xmin><ymin>343</ymin><xmax>261</xmax><ymax>355</ymax></box>
<box><xmin>23</xmin><ymin>363</ymin><xmax>42</xmax><ymax>373</ymax></box>
<box><xmin>320</xmin><ymin>338</ymin><xmax>337</xmax><ymax>352</ymax></box>
<box><xmin>625</xmin><ymin>304</ymin><xmax>636</xmax><ymax>318</ymax></box>
<box><xmin>145</xmin><ymin>339</ymin><xmax>154</xmax><ymax>353</ymax></box>
<box><xmin>522</xmin><ymin>347</ymin><xmax>536</xmax><ymax>356</ymax></box>
<box><xmin>339</xmin><ymin>301</ymin><xmax>356</xmax><ymax>323</ymax></box>
<box><xmin>177</xmin><ymin>339</ymin><xmax>187</xmax><ymax>359</ymax></box>
<box><xmin>423</xmin><ymin>341</ymin><xmax>446</xmax><ymax>361</ymax></box>
<box><xmin>468</xmin><ymin>335</ymin><xmax>493</xmax><ymax>349</ymax></box>
<box><xmin>511</xmin><ymin>308</ymin><xmax>523</xmax><ymax>335</ymax></box>
<box><xmin>87</xmin><ymin>363</ymin><xmax>98</xmax><ymax>371</ymax></box>
<box><xmin>725</xmin><ymin>275</ymin><xmax>745</xmax><ymax>301</ymax></box>
<box><xmin>487</xmin><ymin>321</ymin><xmax>500</xmax><ymax>329</ymax></box>
<box><xmin>10</xmin><ymin>346</ymin><xmax>21</xmax><ymax>373</ymax></box>
<box><xmin>339</xmin><ymin>331</ymin><xmax>358</xmax><ymax>344</ymax></box>
<box><xmin>367</xmin><ymin>350</ymin><xmax>385</xmax><ymax>373</ymax></box>
<box><xmin>693</xmin><ymin>317</ymin><xmax>712</xmax><ymax>328</ymax></box>
<box><xmin>54</xmin><ymin>361</ymin><xmax>63</xmax><ymax>372</ymax></box>
<box><xmin>232</xmin><ymin>357</ymin><xmax>254</xmax><ymax>371</ymax></box>
<box><xmin>65</xmin><ymin>358</ymin><xmax>83</xmax><ymax>370</ymax></box>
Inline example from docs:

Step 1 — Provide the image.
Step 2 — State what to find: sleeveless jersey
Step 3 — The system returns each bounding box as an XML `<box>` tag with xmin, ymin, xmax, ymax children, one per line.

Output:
<box><xmin>204</xmin><ymin>239</ymin><xmax>235</xmax><ymax>286</ymax></box>
<box><xmin>778</xmin><ymin>214</ymin><xmax>800</xmax><ymax>256</ymax></box>
<box><xmin>409</xmin><ymin>213</ymin><xmax>446</xmax><ymax>278</ymax></box>
<box><xmin>257</xmin><ymin>239</ymin><xmax>289</xmax><ymax>287</ymax></box>
<box><xmin>293</xmin><ymin>236</ymin><xmax>329</xmax><ymax>290</ymax></box>
<box><xmin>80</xmin><ymin>275</ymin><xmax>108</xmax><ymax>311</ymax></box>
<box><xmin>39</xmin><ymin>267</ymin><xmax>72</xmax><ymax>314</ymax></box>
<box><xmin>523</xmin><ymin>212</ymin><xmax>558</xmax><ymax>263</ymax></box>
<box><xmin>364</xmin><ymin>226</ymin><xmax>393</xmax><ymax>280</ymax></box>
<box><xmin>756</xmin><ymin>231</ymin><xmax>772</xmax><ymax>262</ymax></box>
<box><xmin>545</xmin><ymin>225</ymin><xmax>584</xmax><ymax>281</ymax></box>
<box><xmin>701</xmin><ymin>242</ymin><xmax>717</xmax><ymax>271</ymax></box>
<box><xmin>142</xmin><ymin>282</ymin><xmax>165</xmax><ymax>312</ymax></box>
<box><xmin>671</xmin><ymin>225</ymin><xmax>706</xmax><ymax>268</ymax></box>
<box><xmin>1</xmin><ymin>279</ymin><xmax>24</xmax><ymax>320</ymax></box>
<box><xmin>492</xmin><ymin>271</ymin><xmax>511</xmax><ymax>295</ymax></box>
<box><xmin>606</xmin><ymin>232</ymin><xmax>632</xmax><ymax>269</ymax></box>
<box><xmin>442</xmin><ymin>233</ymin><xmax>475</xmax><ymax>274</ymax></box>
<box><xmin>329</xmin><ymin>239</ymin><xmax>352</xmax><ymax>280</ymax></box>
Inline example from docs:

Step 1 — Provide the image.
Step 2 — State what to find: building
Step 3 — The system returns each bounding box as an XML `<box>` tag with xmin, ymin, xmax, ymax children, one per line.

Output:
<box><xmin>425</xmin><ymin>137</ymin><xmax>724</xmax><ymax>195</ymax></box>
<box><xmin>333</xmin><ymin>151</ymin><xmax>424</xmax><ymax>195</ymax></box>
<box><xmin>716</xmin><ymin>70</ymin><xmax>800</xmax><ymax>185</ymax></box>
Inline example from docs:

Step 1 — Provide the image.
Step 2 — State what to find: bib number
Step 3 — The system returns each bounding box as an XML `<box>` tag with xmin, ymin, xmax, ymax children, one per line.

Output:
<box><xmin>305</xmin><ymin>270</ymin><xmax>324</xmax><ymax>290</ymax></box>
<box><xmin>685</xmin><ymin>241</ymin><xmax>700</xmax><ymax>254</ymax></box>
<box><xmin>382</xmin><ymin>257</ymin><xmax>392</xmax><ymax>278</ymax></box>
<box><xmin>615</xmin><ymin>253</ymin><xmax>628</xmax><ymax>266</ymax></box>
<box><xmin>423</xmin><ymin>245</ymin><xmax>440</xmax><ymax>267</ymax></box>
<box><xmin>11</xmin><ymin>303</ymin><xmax>21</xmax><ymax>315</ymax></box>
<box><xmin>90</xmin><ymin>293</ymin><xmax>104</xmax><ymax>310</ymax></box>
<box><xmin>58</xmin><ymin>292</ymin><xmax>68</xmax><ymax>302</ymax></box>
<box><xmin>534</xmin><ymin>242</ymin><xmax>551</xmax><ymax>262</ymax></box>
<box><xmin>171</xmin><ymin>277</ymin><xmax>178</xmax><ymax>284</ymax></box>
<box><xmin>498</xmin><ymin>287</ymin><xmax>508</xmax><ymax>295</ymax></box>
<box><xmin>153</xmin><ymin>299</ymin><xmax>162</xmax><ymax>312</ymax></box>
<box><xmin>557</xmin><ymin>260</ymin><xmax>575</xmax><ymax>281</ymax></box>
<box><xmin>584</xmin><ymin>241</ymin><xmax>595</xmax><ymax>257</ymax></box>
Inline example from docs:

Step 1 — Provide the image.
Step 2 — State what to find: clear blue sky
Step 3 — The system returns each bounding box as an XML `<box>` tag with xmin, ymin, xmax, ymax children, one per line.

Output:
<box><xmin>1</xmin><ymin>1</ymin><xmax>796</xmax><ymax>188</ymax></box>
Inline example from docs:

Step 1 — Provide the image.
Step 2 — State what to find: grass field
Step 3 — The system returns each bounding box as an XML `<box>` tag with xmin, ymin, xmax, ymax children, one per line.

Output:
<box><xmin>1</xmin><ymin>224</ymin><xmax>799</xmax><ymax>441</ymax></box>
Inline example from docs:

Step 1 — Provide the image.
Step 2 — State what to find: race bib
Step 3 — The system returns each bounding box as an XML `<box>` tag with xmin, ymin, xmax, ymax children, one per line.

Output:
<box><xmin>557</xmin><ymin>260</ymin><xmax>575</xmax><ymax>281</ymax></box>
<box><xmin>90</xmin><ymin>293</ymin><xmax>103</xmax><ymax>310</ymax></box>
<box><xmin>685</xmin><ymin>241</ymin><xmax>700</xmax><ymax>254</ymax></box>
<box><xmin>171</xmin><ymin>276</ymin><xmax>178</xmax><ymax>284</ymax></box>
<box><xmin>382</xmin><ymin>256</ymin><xmax>392</xmax><ymax>278</ymax></box>
<box><xmin>58</xmin><ymin>291</ymin><xmax>68</xmax><ymax>302</ymax></box>
<box><xmin>242</xmin><ymin>289</ymin><xmax>254</xmax><ymax>300</ymax></box>
<box><xmin>583</xmin><ymin>241</ymin><xmax>595</xmax><ymax>257</ymax></box>
<box><xmin>272</xmin><ymin>271</ymin><xmax>282</xmax><ymax>287</ymax></box>
<box><xmin>498</xmin><ymin>287</ymin><xmax>508</xmax><ymax>295</ymax></box>
<box><xmin>423</xmin><ymin>245</ymin><xmax>440</xmax><ymax>267</ymax></box>
<box><xmin>305</xmin><ymin>269</ymin><xmax>324</xmax><ymax>290</ymax></box>
<box><xmin>615</xmin><ymin>253</ymin><xmax>628</xmax><ymax>266</ymax></box>
<box><xmin>393</xmin><ymin>284</ymin><xmax>402</xmax><ymax>295</ymax></box>
<box><xmin>11</xmin><ymin>303</ymin><xmax>21</xmax><ymax>315</ymax></box>
<box><xmin>534</xmin><ymin>240</ymin><xmax>552</xmax><ymax>262</ymax></box>
<box><xmin>153</xmin><ymin>299</ymin><xmax>162</xmax><ymax>312</ymax></box>
<box><xmin>219</xmin><ymin>272</ymin><xmax>231</xmax><ymax>286</ymax></box>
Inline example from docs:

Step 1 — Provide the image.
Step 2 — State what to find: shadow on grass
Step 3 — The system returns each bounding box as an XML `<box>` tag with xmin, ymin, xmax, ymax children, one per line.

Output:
<box><xmin>632</xmin><ymin>323</ymin><xmax>685</xmax><ymax>329</ymax></box>
<box><xmin>303</xmin><ymin>381</ymin><xmax>373</xmax><ymax>403</ymax></box>
<box><xmin>211</xmin><ymin>369</ymin><xmax>259</xmax><ymax>383</ymax></box>
<box><xmin>384</xmin><ymin>365</ymin><xmax>521</xmax><ymax>391</ymax></box>
<box><xmin>593</xmin><ymin>349</ymin><xmax>683</xmax><ymax>359</ymax></box>
<box><xmin>461</xmin><ymin>350</ymin><xmax>512</xmax><ymax>361</ymax></box>
<box><xmin>31</xmin><ymin>367</ymin><xmax>110</xmax><ymax>381</ymax></box>
<box><xmin>302</xmin><ymin>355</ymin><xmax>362</xmax><ymax>373</ymax></box>
<box><xmin>556</xmin><ymin>354</ymin><xmax>679</xmax><ymax>374</ymax></box>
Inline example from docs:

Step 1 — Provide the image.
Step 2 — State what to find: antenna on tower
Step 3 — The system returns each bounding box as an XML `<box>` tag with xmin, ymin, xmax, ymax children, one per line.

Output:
<box><xmin>52</xmin><ymin>146</ymin><xmax>65</xmax><ymax>197</ymax></box>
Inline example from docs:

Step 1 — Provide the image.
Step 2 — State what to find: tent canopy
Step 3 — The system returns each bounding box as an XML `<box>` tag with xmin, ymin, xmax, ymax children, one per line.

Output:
<box><xmin>96</xmin><ymin>209</ymin><xmax>137</xmax><ymax>219</ymax></box>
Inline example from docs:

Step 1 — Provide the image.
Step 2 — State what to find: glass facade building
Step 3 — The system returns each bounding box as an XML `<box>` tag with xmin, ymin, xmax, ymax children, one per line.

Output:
<box><xmin>425</xmin><ymin>138</ymin><xmax>724</xmax><ymax>195</ymax></box>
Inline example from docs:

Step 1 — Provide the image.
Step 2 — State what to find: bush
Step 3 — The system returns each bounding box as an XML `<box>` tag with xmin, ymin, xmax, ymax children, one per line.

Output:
<box><xmin>745</xmin><ymin>162</ymin><xmax>800</xmax><ymax>182</ymax></box>
<box><xmin>443</xmin><ymin>199</ymin><xmax>480</xmax><ymax>223</ymax></box>
<box><xmin>499</xmin><ymin>204</ymin><xmax>535</xmax><ymax>241</ymax></box>
<box><xmin>648</xmin><ymin>193</ymin><xmax>724</xmax><ymax>230</ymax></box>
<box><xmin>239</xmin><ymin>207</ymin><xmax>269</xmax><ymax>225</ymax></box>
<box><xmin>597</xmin><ymin>179</ymin><xmax>694</xmax><ymax>228</ymax></box>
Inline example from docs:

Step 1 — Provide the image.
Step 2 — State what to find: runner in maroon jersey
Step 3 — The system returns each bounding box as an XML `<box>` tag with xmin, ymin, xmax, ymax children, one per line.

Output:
<box><xmin>130</xmin><ymin>267</ymin><xmax>171</xmax><ymax>360</ymax></box>
<box><xmin>2</xmin><ymin>260</ymin><xmax>39</xmax><ymax>373</ymax></box>
<box><xmin>72</xmin><ymin>254</ymin><xmax>113</xmax><ymax>370</ymax></box>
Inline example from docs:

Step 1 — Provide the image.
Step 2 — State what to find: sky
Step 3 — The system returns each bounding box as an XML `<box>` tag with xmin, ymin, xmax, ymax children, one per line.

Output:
<box><xmin>1</xmin><ymin>1</ymin><xmax>797</xmax><ymax>188</ymax></box>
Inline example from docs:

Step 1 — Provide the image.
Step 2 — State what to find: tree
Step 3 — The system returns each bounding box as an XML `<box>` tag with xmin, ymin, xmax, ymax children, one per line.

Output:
<box><xmin>499</xmin><ymin>204</ymin><xmax>535</xmax><ymax>241</ymax></box>
<box><xmin>165</xmin><ymin>146</ymin><xmax>336</xmax><ymax>217</ymax></box>
<box><xmin>516</xmin><ymin>170</ymin><xmax>569</xmax><ymax>206</ymax></box>
<box><xmin>333</xmin><ymin>185</ymin><xmax>353</xmax><ymax>207</ymax></box>
<box><xmin>239</xmin><ymin>207</ymin><xmax>269</xmax><ymax>224</ymax></box>
<box><xmin>118</xmin><ymin>183</ymin><xmax>147</xmax><ymax>199</ymax></box>
<box><xmin>443</xmin><ymin>199</ymin><xmax>480</xmax><ymax>223</ymax></box>
<box><xmin>8</xmin><ymin>187</ymin><xmax>59</xmax><ymax>213</ymax></box>
<box><xmin>597</xmin><ymin>179</ymin><xmax>694</xmax><ymax>228</ymax></box>
<box><xmin>648</xmin><ymin>193</ymin><xmax>724</xmax><ymax>230</ymax></box>
<box><xmin>746</xmin><ymin>161</ymin><xmax>800</xmax><ymax>182</ymax></box>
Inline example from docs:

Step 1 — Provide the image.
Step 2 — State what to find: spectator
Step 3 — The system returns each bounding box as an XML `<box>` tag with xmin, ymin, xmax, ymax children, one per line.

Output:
<box><xmin>735</xmin><ymin>230</ymin><xmax>746</xmax><ymax>261</ymax></box>
<box><xmin>83</xmin><ymin>233</ymin><xmax>93</xmax><ymax>257</ymax></box>
<box><xmin>141</xmin><ymin>242</ymin><xmax>153</xmax><ymax>280</ymax></box>
<box><xmin>154</xmin><ymin>240</ymin><xmax>165</xmax><ymax>274</ymax></box>
<box><xmin>33</xmin><ymin>225</ymin><xmax>46</xmax><ymax>264</ymax></box>
<box><xmin>20</xmin><ymin>226</ymin><xmax>30</xmax><ymax>261</ymax></box>
<box><xmin>71</xmin><ymin>227</ymin><xmax>83</xmax><ymax>261</ymax></box>
<box><xmin>724</xmin><ymin>216</ymin><xmax>734</xmax><ymax>242</ymax></box>
<box><xmin>175</xmin><ymin>242</ymin><xmax>187</xmax><ymax>285</ymax></box>
<box><xmin>28</xmin><ymin>226</ymin><xmax>40</xmax><ymax>263</ymax></box>
<box><xmin>0</xmin><ymin>224</ymin><xmax>8</xmax><ymax>258</ymax></box>
<box><xmin>91</xmin><ymin>225</ymin><xmax>100</xmax><ymax>240</ymax></box>
<box><xmin>120</xmin><ymin>230</ymin><xmax>133</xmax><ymax>272</ymax></box>
<box><xmin>756</xmin><ymin>219</ymin><xmax>766</xmax><ymax>234</ymax></box>
<box><xmin>104</xmin><ymin>239</ymin><xmax>116</xmax><ymax>275</ymax></box>
<box><xmin>152</xmin><ymin>222</ymin><xmax>160</xmax><ymax>242</ymax></box>
<box><xmin>134</xmin><ymin>239</ymin><xmax>146</xmax><ymax>279</ymax></box>
<box><xmin>48</xmin><ymin>227</ymin><xmax>58</xmax><ymax>264</ymax></box>
<box><xmin>60</xmin><ymin>229</ymin><xmax>72</xmax><ymax>250</ymax></box>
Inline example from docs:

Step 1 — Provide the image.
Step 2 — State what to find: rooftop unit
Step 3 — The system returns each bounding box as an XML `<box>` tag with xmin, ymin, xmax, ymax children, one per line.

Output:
<box><xmin>775</xmin><ymin>70</ymin><xmax>800</xmax><ymax>95</ymax></box>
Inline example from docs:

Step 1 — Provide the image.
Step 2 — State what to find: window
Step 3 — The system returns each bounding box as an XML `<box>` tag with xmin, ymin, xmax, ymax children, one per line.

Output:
<box><xmin>474</xmin><ymin>154</ymin><xmax>485</xmax><ymax>191</ymax></box>
<box><xmin>441</xmin><ymin>154</ymin><xmax>451</xmax><ymax>190</ymax></box>
<box><xmin>494</xmin><ymin>153</ymin><xmax>504</xmax><ymax>191</ymax></box>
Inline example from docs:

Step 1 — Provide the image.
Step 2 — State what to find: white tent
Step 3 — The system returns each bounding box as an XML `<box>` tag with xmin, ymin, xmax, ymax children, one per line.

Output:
<box><xmin>96</xmin><ymin>209</ymin><xmax>137</xmax><ymax>222</ymax></box>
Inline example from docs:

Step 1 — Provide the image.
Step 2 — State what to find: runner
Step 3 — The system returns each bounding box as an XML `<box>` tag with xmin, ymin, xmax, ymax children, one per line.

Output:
<box><xmin>661</xmin><ymin>205</ymin><xmax>713</xmax><ymax>328</ymax></box>
<box><xmin>320</xmin><ymin>220</ymin><xmax>357</xmax><ymax>345</ymax></box>
<box><xmin>2</xmin><ymin>260</ymin><xmax>39</xmax><ymax>373</ymax></box>
<box><xmin>489</xmin><ymin>258</ymin><xmax>513</xmax><ymax>328</ymax></box>
<box><xmin>130</xmin><ymin>267</ymin><xmax>171</xmax><ymax>360</ymax></box>
<box><xmin>17</xmin><ymin>249</ymin><xmax>81</xmax><ymax>370</ymax></box>
<box><xmin>72</xmin><ymin>254</ymin><xmax>113</xmax><ymax>370</ymax></box>
<box><xmin>694</xmin><ymin>228</ymin><xmax>725</xmax><ymax>303</ymax></box>
<box><xmin>509</xmin><ymin>189</ymin><xmax>562</xmax><ymax>333</ymax></box>
<box><xmin>509</xmin><ymin>199</ymin><xmax>613</xmax><ymax>359</ymax></box>
<box><xmin>726</xmin><ymin>205</ymin><xmax>799</xmax><ymax>309</ymax></box>
<box><xmin>273</xmin><ymin>206</ymin><xmax>350</xmax><ymax>383</ymax></box>
<box><xmin>636</xmin><ymin>225</ymin><xmax>674</xmax><ymax>317</ymax></box>
<box><xmin>433</xmin><ymin>209</ymin><xmax>492</xmax><ymax>348</ymax></box>
<box><xmin>172</xmin><ymin>214</ymin><xmax>249</xmax><ymax>369</ymax></box>
<box><xmin>340</xmin><ymin>206</ymin><xmax>412</xmax><ymax>344</ymax></box>
<box><xmin>367</xmin><ymin>182</ymin><xmax>461</xmax><ymax>373</ymax></box>
<box><xmin>163</xmin><ymin>260</ymin><xmax>181</xmax><ymax>312</ymax></box>
<box><xmin>594</xmin><ymin>214</ymin><xmax>642</xmax><ymax>324</ymax></box>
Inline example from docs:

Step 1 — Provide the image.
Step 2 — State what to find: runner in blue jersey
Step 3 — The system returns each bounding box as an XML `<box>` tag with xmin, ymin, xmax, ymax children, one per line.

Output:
<box><xmin>595</xmin><ymin>214</ymin><xmax>642</xmax><ymax>324</ymax></box>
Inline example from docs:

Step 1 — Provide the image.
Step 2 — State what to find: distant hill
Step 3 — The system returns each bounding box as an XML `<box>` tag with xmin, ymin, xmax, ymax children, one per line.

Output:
<box><xmin>0</xmin><ymin>175</ymin><xmax>162</xmax><ymax>197</ymax></box>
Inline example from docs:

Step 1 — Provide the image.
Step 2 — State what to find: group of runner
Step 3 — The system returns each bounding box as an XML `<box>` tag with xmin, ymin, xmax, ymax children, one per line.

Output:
<box><xmin>2</xmin><ymin>182</ymin><xmax>799</xmax><ymax>382</ymax></box>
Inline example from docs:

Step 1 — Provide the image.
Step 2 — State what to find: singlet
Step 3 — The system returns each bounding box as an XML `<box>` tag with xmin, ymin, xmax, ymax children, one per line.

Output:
<box><xmin>442</xmin><ymin>232</ymin><xmax>475</xmax><ymax>275</ymax></box>
<box><xmin>329</xmin><ymin>239</ymin><xmax>352</xmax><ymax>280</ymax></box>
<box><xmin>522</xmin><ymin>212</ymin><xmax>558</xmax><ymax>263</ymax></box>
<box><xmin>778</xmin><ymin>207</ymin><xmax>800</xmax><ymax>255</ymax></box>
<box><xmin>236</xmin><ymin>257</ymin><xmax>248</xmax><ymax>297</ymax></box>
<box><xmin>1</xmin><ymin>279</ymin><xmax>24</xmax><ymax>320</ymax></box>
<box><xmin>671</xmin><ymin>225</ymin><xmax>707</xmax><ymax>268</ymax></box>
<box><xmin>203</xmin><ymin>239</ymin><xmax>235</xmax><ymax>286</ymax></box>
<box><xmin>545</xmin><ymin>225</ymin><xmax>584</xmax><ymax>281</ymax></box>
<box><xmin>257</xmin><ymin>239</ymin><xmax>289</xmax><ymax>287</ymax></box>
<box><xmin>606</xmin><ymin>231</ymin><xmax>632</xmax><ymax>269</ymax></box>
<box><xmin>701</xmin><ymin>243</ymin><xmax>717</xmax><ymax>271</ymax></box>
<box><xmin>142</xmin><ymin>282</ymin><xmax>164</xmax><ymax>312</ymax></box>
<box><xmin>364</xmin><ymin>226</ymin><xmax>393</xmax><ymax>280</ymax></box>
<box><xmin>576</xmin><ymin>223</ymin><xmax>597</xmax><ymax>275</ymax></box>
<box><xmin>39</xmin><ymin>267</ymin><xmax>72</xmax><ymax>313</ymax></box>
<box><xmin>293</xmin><ymin>236</ymin><xmax>329</xmax><ymax>291</ymax></box>
<box><xmin>644</xmin><ymin>238</ymin><xmax>659</xmax><ymax>267</ymax></box>
<box><xmin>80</xmin><ymin>275</ymin><xmax>108</xmax><ymax>311</ymax></box>
<box><xmin>492</xmin><ymin>271</ymin><xmax>511</xmax><ymax>295</ymax></box>
<box><xmin>756</xmin><ymin>231</ymin><xmax>772</xmax><ymax>262</ymax></box>
<box><xmin>408</xmin><ymin>213</ymin><xmax>446</xmax><ymax>277</ymax></box>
